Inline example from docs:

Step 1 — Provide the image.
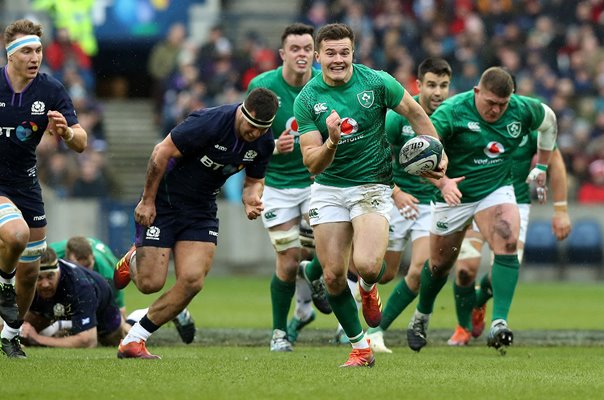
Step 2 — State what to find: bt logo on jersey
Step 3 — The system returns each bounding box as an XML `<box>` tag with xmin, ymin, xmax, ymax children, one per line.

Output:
<box><xmin>200</xmin><ymin>155</ymin><xmax>225</xmax><ymax>170</ymax></box>
<box><xmin>0</xmin><ymin>127</ymin><xmax>15</xmax><ymax>137</ymax></box>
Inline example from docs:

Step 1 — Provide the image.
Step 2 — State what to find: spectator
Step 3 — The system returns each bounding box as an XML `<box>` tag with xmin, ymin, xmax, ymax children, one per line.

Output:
<box><xmin>44</xmin><ymin>27</ymin><xmax>94</xmax><ymax>91</ymax></box>
<box><xmin>147</xmin><ymin>23</ymin><xmax>187</xmax><ymax>126</ymax></box>
<box><xmin>578</xmin><ymin>159</ymin><xmax>604</xmax><ymax>203</ymax></box>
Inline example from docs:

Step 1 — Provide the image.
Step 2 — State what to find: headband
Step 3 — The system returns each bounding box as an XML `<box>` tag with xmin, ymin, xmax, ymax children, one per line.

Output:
<box><xmin>39</xmin><ymin>259</ymin><xmax>59</xmax><ymax>272</ymax></box>
<box><xmin>241</xmin><ymin>103</ymin><xmax>275</xmax><ymax>129</ymax></box>
<box><xmin>6</xmin><ymin>35</ymin><xmax>41</xmax><ymax>57</ymax></box>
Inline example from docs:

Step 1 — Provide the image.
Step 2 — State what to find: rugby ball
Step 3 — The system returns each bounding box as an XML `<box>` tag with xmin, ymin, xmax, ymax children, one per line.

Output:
<box><xmin>398</xmin><ymin>135</ymin><xmax>443</xmax><ymax>175</ymax></box>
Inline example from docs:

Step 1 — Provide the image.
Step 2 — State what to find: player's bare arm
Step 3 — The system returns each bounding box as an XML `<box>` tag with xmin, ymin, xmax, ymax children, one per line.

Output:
<box><xmin>300</xmin><ymin>110</ymin><xmax>340</xmax><ymax>175</ymax></box>
<box><xmin>526</xmin><ymin>103</ymin><xmax>558</xmax><ymax>187</ymax></box>
<box><xmin>548</xmin><ymin>148</ymin><xmax>571</xmax><ymax>240</ymax></box>
<box><xmin>242</xmin><ymin>176</ymin><xmax>265</xmax><ymax>220</ymax></box>
<box><xmin>21</xmin><ymin>321</ymin><xmax>98</xmax><ymax>348</ymax></box>
<box><xmin>46</xmin><ymin>110</ymin><xmax>87</xmax><ymax>152</ymax></box>
<box><xmin>136</xmin><ymin>134</ymin><xmax>183</xmax><ymax>227</ymax></box>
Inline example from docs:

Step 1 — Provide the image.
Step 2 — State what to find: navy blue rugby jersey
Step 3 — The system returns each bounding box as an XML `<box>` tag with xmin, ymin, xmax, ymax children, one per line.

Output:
<box><xmin>30</xmin><ymin>260</ymin><xmax>115</xmax><ymax>334</ymax></box>
<box><xmin>0</xmin><ymin>67</ymin><xmax>78</xmax><ymax>185</ymax></box>
<box><xmin>160</xmin><ymin>103</ymin><xmax>275</xmax><ymax>205</ymax></box>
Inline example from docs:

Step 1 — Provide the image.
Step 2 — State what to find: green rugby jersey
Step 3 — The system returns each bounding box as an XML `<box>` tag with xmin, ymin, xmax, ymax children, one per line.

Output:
<box><xmin>247</xmin><ymin>66</ymin><xmax>319</xmax><ymax>189</ymax></box>
<box><xmin>50</xmin><ymin>238</ymin><xmax>124</xmax><ymax>308</ymax></box>
<box><xmin>431</xmin><ymin>91</ymin><xmax>545</xmax><ymax>203</ymax></box>
<box><xmin>385</xmin><ymin>95</ymin><xmax>438</xmax><ymax>204</ymax></box>
<box><xmin>294</xmin><ymin>64</ymin><xmax>405</xmax><ymax>187</ymax></box>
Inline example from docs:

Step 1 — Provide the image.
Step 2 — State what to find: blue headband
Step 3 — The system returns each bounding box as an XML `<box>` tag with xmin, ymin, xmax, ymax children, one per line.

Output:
<box><xmin>6</xmin><ymin>35</ymin><xmax>41</xmax><ymax>56</ymax></box>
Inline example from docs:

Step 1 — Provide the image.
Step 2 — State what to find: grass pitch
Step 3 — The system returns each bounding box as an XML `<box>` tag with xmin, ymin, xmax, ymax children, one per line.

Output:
<box><xmin>5</xmin><ymin>275</ymin><xmax>604</xmax><ymax>400</ymax></box>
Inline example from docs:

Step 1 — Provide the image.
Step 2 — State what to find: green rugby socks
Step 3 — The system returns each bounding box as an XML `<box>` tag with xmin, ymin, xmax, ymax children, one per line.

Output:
<box><xmin>491</xmin><ymin>254</ymin><xmax>519</xmax><ymax>321</ymax></box>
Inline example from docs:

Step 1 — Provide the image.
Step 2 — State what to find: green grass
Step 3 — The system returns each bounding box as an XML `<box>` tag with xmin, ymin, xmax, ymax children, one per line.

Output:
<box><xmin>5</xmin><ymin>276</ymin><xmax>604</xmax><ymax>400</ymax></box>
<box><xmin>125</xmin><ymin>276</ymin><xmax>604</xmax><ymax>331</ymax></box>
<box><xmin>3</xmin><ymin>346</ymin><xmax>603</xmax><ymax>400</ymax></box>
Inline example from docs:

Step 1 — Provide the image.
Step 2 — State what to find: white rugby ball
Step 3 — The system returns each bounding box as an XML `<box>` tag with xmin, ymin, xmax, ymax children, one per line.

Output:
<box><xmin>398</xmin><ymin>135</ymin><xmax>443</xmax><ymax>176</ymax></box>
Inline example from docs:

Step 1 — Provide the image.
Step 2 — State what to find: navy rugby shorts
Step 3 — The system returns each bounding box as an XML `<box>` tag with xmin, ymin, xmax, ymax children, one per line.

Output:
<box><xmin>0</xmin><ymin>183</ymin><xmax>46</xmax><ymax>228</ymax></box>
<box><xmin>134</xmin><ymin>200</ymin><xmax>219</xmax><ymax>248</ymax></box>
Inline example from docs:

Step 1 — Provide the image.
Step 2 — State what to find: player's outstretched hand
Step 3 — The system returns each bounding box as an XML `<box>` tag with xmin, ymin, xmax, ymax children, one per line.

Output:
<box><xmin>439</xmin><ymin>176</ymin><xmax>465</xmax><ymax>206</ymax></box>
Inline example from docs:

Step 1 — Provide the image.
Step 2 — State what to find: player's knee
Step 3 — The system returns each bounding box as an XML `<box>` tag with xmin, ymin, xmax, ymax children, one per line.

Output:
<box><xmin>405</xmin><ymin>267</ymin><xmax>423</xmax><ymax>291</ymax></box>
<box><xmin>3</xmin><ymin>228</ymin><xmax>29</xmax><ymax>256</ymax></box>
<box><xmin>276</xmin><ymin>260</ymin><xmax>299</xmax><ymax>282</ymax></box>
<box><xmin>430</xmin><ymin>260</ymin><xmax>453</xmax><ymax>278</ymax></box>
<box><xmin>136</xmin><ymin>277</ymin><xmax>164</xmax><ymax>294</ymax></box>
<box><xmin>379</xmin><ymin>257</ymin><xmax>399</xmax><ymax>283</ymax></box>
<box><xmin>457</xmin><ymin>268</ymin><xmax>476</xmax><ymax>286</ymax></box>
<box><xmin>180</xmin><ymin>275</ymin><xmax>204</xmax><ymax>295</ymax></box>
<box><xmin>322</xmin><ymin>269</ymin><xmax>346</xmax><ymax>294</ymax></box>
<box><xmin>380</xmin><ymin>269</ymin><xmax>396</xmax><ymax>284</ymax></box>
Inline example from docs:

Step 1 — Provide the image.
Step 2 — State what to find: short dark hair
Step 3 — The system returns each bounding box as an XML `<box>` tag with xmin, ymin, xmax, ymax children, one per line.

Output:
<box><xmin>418</xmin><ymin>57</ymin><xmax>452</xmax><ymax>81</ymax></box>
<box><xmin>315</xmin><ymin>23</ymin><xmax>354</xmax><ymax>51</ymax></box>
<box><xmin>4</xmin><ymin>19</ymin><xmax>43</xmax><ymax>44</ymax></box>
<box><xmin>66</xmin><ymin>236</ymin><xmax>93</xmax><ymax>267</ymax></box>
<box><xmin>244</xmin><ymin>88</ymin><xmax>279</xmax><ymax>123</ymax></box>
<box><xmin>281</xmin><ymin>23</ymin><xmax>314</xmax><ymax>46</ymax></box>
<box><xmin>40</xmin><ymin>247</ymin><xmax>58</xmax><ymax>267</ymax></box>
<box><xmin>479</xmin><ymin>67</ymin><xmax>514</xmax><ymax>98</ymax></box>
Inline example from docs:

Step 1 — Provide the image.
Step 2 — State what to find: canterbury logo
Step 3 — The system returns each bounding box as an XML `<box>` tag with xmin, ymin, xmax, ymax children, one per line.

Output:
<box><xmin>313</xmin><ymin>103</ymin><xmax>327</xmax><ymax>114</ymax></box>
<box><xmin>467</xmin><ymin>122</ymin><xmax>480</xmax><ymax>131</ymax></box>
<box><xmin>264</xmin><ymin>211</ymin><xmax>277</xmax><ymax>220</ymax></box>
<box><xmin>308</xmin><ymin>208</ymin><xmax>319</xmax><ymax>219</ymax></box>
<box><xmin>436</xmin><ymin>221</ymin><xmax>448</xmax><ymax>230</ymax></box>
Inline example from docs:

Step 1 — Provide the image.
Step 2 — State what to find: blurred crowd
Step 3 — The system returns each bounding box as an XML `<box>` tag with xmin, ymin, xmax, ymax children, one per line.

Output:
<box><xmin>148</xmin><ymin>0</ymin><xmax>604</xmax><ymax>203</ymax></box>
<box><xmin>8</xmin><ymin>0</ymin><xmax>604</xmax><ymax>202</ymax></box>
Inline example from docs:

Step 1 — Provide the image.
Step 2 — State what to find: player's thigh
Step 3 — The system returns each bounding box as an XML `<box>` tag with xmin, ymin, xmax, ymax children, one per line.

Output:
<box><xmin>475</xmin><ymin>208</ymin><xmax>519</xmax><ymax>254</ymax></box>
<box><xmin>173</xmin><ymin>241</ymin><xmax>215</xmax><ymax>288</ymax></box>
<box><xmin>313</xmin><ymin>222</ymin><xmax>352</xmax><ymax>277</ymax></box>
<box><xmin>351</xmin><ymin>212</ymin><xmax>390</xmax><ymax>271</ymax></box>
<box><xmin>136</xmin><ymin>246</ymin><xmax>171</xmax><ymax>287</ymax></box>
<box><xmin>430</xmin><ymin>230</ymin><xmax>467</xmax><ymax>272</ymax></box>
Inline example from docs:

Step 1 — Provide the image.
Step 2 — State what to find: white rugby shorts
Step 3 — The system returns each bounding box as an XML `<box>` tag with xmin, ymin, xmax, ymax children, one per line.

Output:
<box><xmin>432</xmin><ymin>185</ymin><xmax>516</xmax><ymax>235</ymax></box>
<box><xmin>387</xmin><ymin>202</ymin><xmax>431</xmax><ymax>252</ymax></box>
<box><xmin>261</xmin><ymin>186</ymin><xmax>310</xmax><ymax>229</ymax></box>
<box><xmin>308</xmin><ymin>183</ymin><xmax>393</xmax><ymax>226</ymax></box>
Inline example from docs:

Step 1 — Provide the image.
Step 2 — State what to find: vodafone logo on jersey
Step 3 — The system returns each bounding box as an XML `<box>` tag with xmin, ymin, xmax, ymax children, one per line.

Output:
<box><xmin>340</xmin><ymin>117</ymin><xmax>358</xmax><ymax>135</ymax></box>
<box><xmin>285</xmin><ymin>116</ymin><xmax>300</xmax><ymax>136</ymax></box>
<box><xmin>484</xmin><ymin>141</ymin><xmax>505</xmax><ymax>158</ymax></box>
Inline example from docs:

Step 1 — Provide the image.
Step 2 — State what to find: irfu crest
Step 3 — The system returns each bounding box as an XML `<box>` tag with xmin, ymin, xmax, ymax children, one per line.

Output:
<box><xmin>506</xmin><ymin>122</ymin><xmax>521</xmax><ymax>138</ymax></box>
<box><xmin>357</xmin><ymin>90</ymin><xmax>374</xmax><ymax>108</ymax></box>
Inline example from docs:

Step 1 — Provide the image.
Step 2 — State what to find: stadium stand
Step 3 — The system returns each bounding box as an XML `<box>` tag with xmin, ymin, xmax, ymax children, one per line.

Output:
<box><xmin>563</xmin><ymin>219</ymin><xmax>604</xmax><ymax>265</ymax></box>
<box><xmin>524</xmin><ymin>219</ymin><xmax>559</xmax><ymax>265</ymax></box>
